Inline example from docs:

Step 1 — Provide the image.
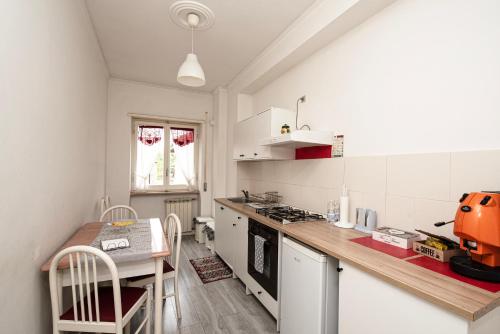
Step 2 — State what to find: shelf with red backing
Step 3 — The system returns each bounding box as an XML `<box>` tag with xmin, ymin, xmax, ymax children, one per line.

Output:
<box><xmin>295</xmin><ymin>145</ymin><xmax>332</xmax><ymax>160</ymax></box>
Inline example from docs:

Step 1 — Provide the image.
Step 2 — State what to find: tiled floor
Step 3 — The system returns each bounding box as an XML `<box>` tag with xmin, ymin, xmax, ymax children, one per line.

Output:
<box><xmin>134</xmin><ymin>236</ymin><xmax>277</xmax><ymax>334</ymax></box>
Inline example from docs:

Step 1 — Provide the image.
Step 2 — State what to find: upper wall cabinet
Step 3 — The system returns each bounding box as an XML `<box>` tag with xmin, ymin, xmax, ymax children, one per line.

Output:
<box><xmin>233</xmin><ymin>107</ymin><xmax>295</xmax><ymax>161</ymax></box>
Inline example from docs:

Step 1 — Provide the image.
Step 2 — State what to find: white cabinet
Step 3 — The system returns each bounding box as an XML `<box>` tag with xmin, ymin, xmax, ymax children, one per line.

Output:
<box><xmin>233</xmin><ymin>118</ymin><xmax>254</xmax><ymax>160</ymax></box>
<box><xmin>233</xmin><ymin>216</ymin><xmax>249</xmax><ymax>281</ymax></box>
<box><xmin>338</xmin><ymin>260</ymin><xmax>500</xmax><ymax>334</ymax></box>
<box><xmin>233</xmin><ymin>107</ymin><xmax>295</xmax><ymax>161</ymax></box>
<box><xmin>281</xmin><ymin>238</ymin><xmax>338</xmax><ymax>334</ymax></box>
<box><xmin>214</xmin><ymin>204</ymin><xmax>249</xmax><ymax>282</ymax></box>
<box><xmin>214</xmin><ymin>204</ymin><xmax>232</xmax><ymax>264</ymax></box>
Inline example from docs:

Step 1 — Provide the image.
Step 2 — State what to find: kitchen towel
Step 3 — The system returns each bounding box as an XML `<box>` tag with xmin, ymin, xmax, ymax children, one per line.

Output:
<box><xmin>254</xmin><ymin>235</ymin><xmax>266</xmax><ymax>274</ymax></box>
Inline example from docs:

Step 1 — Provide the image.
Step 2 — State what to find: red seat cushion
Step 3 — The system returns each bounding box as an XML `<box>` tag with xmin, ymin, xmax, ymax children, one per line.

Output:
<box><xmin>60</xmin><ymin>287</ymin><xmax>146</xmax><ymax>322</ymax></box>
<box><xmin>126</xmin><ymin>260</ymin><xmax>174</xmax><ymax>283</ymax></box>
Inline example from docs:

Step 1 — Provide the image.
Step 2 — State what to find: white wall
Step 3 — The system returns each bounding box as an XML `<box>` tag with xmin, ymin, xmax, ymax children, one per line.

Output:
<box><xmin>226</xmin><ymin>89</ymin><xmax>240</xmax><ymax>196</ymax></box>
<box><xmin>231</xmin><ymin>0</ymin><xmax>500</xmax><ymax>239</ymax></box>
<box><xmin>0</xmin><ymin>1</ymin><xmax>108</xmax><ymax>333</ymax></box>
<box><xmin>252</xmin><ymin>0</ymin><xmax>500</xmax><ymax>156</ymax></box>
<box><xmin>212</xmin><ymin>88</ymin><xmax>228</xmax><ymax>209</ymax></box>
<box><xmin>106</xmin><ymin>79</ymin><xmax>213</xmax><ymax>218</ymax></box>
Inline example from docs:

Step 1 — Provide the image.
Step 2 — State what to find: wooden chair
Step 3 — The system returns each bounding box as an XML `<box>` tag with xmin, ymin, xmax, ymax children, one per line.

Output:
<box><xmin>126</xmin><ymin>213</ymin><xmax>182</xmax><ymax>319</ymax></box>
<box><xmin>49</xmin><ymin>245</ymin><xmax>152</xmax><ymax>334</ymax></box>
<box><xmin>100</xmin><ymin>205</ymin><xmax>138</xmax><ymax>222</ymax></box>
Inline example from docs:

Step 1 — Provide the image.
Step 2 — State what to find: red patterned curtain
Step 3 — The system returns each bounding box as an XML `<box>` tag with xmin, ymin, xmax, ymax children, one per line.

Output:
<box><xmin>138</xmin><ymin>126</ymin><xmax>163</xmax><ymax>146</ymax></box>
<box><xmin>171</xmin><ymin>127</ymin><xmax>194</xmax><ymax>147</ymax></box>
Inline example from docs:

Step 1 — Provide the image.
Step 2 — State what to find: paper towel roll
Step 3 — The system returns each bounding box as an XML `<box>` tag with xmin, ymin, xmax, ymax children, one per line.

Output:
<box><xmin>340</xmin><ymin>195</ymin><xmax>349</xmax><ymax>223</ymax></box>
<box><xmin>335</xmin><ymin>185</ymin><xmax>354</xmax><ymax>228</ymax></box>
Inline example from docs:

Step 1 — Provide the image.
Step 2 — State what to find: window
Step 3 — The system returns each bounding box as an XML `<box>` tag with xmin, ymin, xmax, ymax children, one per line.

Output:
<box><xmin>131</xmin><ymin>118</ymin><xmax>199</xmax><ymax>191</ymax></box>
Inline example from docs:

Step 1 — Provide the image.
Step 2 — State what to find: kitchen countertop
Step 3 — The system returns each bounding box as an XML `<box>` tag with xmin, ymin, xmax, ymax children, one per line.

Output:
<box><xmin>215</xmin><ymin>198</ymin><xmax>500</xmax><ymax>321</ymax></box>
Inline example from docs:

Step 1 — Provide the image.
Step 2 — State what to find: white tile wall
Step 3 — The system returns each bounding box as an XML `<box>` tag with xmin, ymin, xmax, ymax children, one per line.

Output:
<box><xmin>413</xmin><ymin>199</ymin><xmax>458</xmax><ymax>241</ymax></box>
<box><xmin>344</xmin><ymin>156</ymin><xmax>386</xmax><ymax>194</ymax></box>
<box><xmin>348</xmin><ymin>191</ymin><xmax>364</xmax><ymax>224</ymax></box>
<box><xmin>299</xmin><ymin>185</ymin><xmax>332</xmax><ymax>213</ymax></box>
<box><xmin>280</xmin><ymin>183</ymin><xmax>303</xmax><ymax>208</ymax></box>
<box><xmin>450</xmin><ymin>150</ymin><xmax>500</xmax><ymax>201</ymax></box>
<box><xmin>298</xmin><ymin>158</ymin><xmax>345</xmax><ymax>189</ymax></box>
<box><xmin>237</xmin><ymin>178</ymin><xmax>252</xmax><ymax>193</ymax></box>
<box><xmin>236</xmin><ymin>150</ymin><xmax>499</xmax><ymax>240</ymax></box>
<box><xmin>287</xmin><ymin>159</ymin><xmax>314</xmax><ymax>185</ymax></box>
<box><xmin>385</xmin><ymin>195</ymin><xmax>415</xmax><ymax>230</ymax></box>
<box><xmin>360</xmin><ymin>192</ymin><xmax>387</xmax><ymax>226</ymax></box>
<box><xmin>387</xmin><ymin>153</ymin><xmax>451</xmax><ymax>200</ymax></box>
<box><xmin>273</xmin><ymin>160</ymin><xmax>292</xmax><ymax>183</ymax></box>
<box><xmin>237</xmin><ymin>162</ymin><xmax>254</xmax><ymax>180</ymax></box>
<box><xmin>260</xmin><ymin>161</ymin><xmax>276</xmax><ymax>182</ymax></box>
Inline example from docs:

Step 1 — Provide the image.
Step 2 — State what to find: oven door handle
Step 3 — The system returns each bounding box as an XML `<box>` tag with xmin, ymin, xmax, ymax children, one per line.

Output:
<box><xmin>248</xmin><ymin>231</ymin><xmax>271</xmax><ymax>244</ymax></box>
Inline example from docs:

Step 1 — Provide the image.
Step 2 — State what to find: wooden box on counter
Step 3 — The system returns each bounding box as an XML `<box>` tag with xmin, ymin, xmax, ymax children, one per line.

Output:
<box><xmin>413</xmin><ymin>240</ymin><xmax>465</xmax><ymax>262</ymax></box>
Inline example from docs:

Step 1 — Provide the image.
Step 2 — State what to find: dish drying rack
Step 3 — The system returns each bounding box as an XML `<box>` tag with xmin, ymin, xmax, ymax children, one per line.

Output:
<box><xmin>251</xmin><ymin>191</ymin><xmax>283</xmax><ymax>204</ymax></box>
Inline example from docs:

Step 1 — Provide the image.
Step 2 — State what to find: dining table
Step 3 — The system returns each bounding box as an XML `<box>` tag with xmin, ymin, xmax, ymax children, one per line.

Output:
<box><xmin>41</xmin><ymin>218</ymin><xmax>170</xmax><ymax>334</ymax></box>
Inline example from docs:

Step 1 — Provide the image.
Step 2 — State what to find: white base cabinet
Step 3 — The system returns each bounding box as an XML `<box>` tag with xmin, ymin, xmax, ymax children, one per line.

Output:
<box><xmin>214</xmin><ymin>204</ymin><xmax>249</xmax><ymax>283</ymax></box>
<box><xmin>245</xmin><ymin>273</ymin><xmax>278</xmax><ymax>319</ymax></box>
<box><xmin>338</xmin><ymin>260</ymin><xmax>500</xmax><ymax>334</ymax></box>
<box><xmin>280</xmin><ymin>238</ymin><xmax>338</xmax><ymax>334</ymax></box>
<box><xmin>215</xmin><ymin>203</ymin><xmax>279</xmax><ymax>321</ymax></box>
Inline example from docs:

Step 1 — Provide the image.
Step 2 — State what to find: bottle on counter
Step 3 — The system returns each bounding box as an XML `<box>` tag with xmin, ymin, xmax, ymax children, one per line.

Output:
<box><xmin>326</xmin><ymin>200</ymin><xmax>339</xmax><ymax>223</ymax></box>
<box><xmin>333</xmin><ymin>200</ymin><xmax>340</xmax><ymax>222</ymax></box>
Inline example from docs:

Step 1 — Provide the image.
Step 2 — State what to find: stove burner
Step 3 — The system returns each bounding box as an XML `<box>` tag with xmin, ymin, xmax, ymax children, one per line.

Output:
<box><xmin>256</xmin><ymin>206</ymin><xmax>325</xmax><ymax>224</ymax></box>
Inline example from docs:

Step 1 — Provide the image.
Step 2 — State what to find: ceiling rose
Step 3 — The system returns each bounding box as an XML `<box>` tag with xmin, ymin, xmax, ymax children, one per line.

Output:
<box><xmin>171</xmin><ymin>2</ymin><xmax>215</xmax><ymax>87</ymax></box>
<box><xmin>169</xmin><ymin>1</ymin><xmax>215</xmax><ymax>31</ymax></box>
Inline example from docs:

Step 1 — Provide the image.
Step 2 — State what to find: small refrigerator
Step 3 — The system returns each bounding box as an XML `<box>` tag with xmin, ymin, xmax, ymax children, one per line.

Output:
<box><xmin>280</xmin><ymin>237</ymin><xmax>339</xmax><ymax>334</ymax></box>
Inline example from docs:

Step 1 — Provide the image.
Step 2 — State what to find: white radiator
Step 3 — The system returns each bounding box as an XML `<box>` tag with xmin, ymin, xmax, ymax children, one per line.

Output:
<box><xmin>165</xmin><ymin>198</ymin><xmax>196</xmax><ymax>233</ymax></box>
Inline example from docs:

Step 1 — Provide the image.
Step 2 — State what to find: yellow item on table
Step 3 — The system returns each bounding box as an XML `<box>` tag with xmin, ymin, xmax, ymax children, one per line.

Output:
<box><xmin>425</xmin><ymin>237</ymin><xmax>448</xmax><ymax>251</ymax></box>
<box><xmin>111</xmin><ymin>220</ymin><xmax>136</xmax><ymax>227</ymax></box>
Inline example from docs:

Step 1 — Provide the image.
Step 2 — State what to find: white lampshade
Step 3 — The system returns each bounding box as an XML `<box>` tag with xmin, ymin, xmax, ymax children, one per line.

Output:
<box><xmin>177</xmin><ymin>53</ymin><xmax>206</xmax><ymax>87</ymax></box>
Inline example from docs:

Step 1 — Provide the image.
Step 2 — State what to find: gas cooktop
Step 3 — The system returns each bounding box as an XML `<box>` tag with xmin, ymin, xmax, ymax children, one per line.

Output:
<box><xmin>255</xmin><ymin>206</ymin><xmax>325</xmax><ymax>224</ymax></box>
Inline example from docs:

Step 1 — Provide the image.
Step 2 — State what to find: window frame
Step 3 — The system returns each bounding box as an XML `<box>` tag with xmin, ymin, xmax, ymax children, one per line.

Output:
<box><xmin>131</xmin><ymin>118</ymin><xmax>200</xmax><ymax>192</ymax></box>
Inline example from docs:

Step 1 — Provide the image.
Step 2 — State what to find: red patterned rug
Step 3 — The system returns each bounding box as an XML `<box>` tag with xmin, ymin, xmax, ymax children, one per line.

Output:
<box><xmin>190</xmin><ymin>255</ymin><xmax>233</xmax><ymax>284</ymax></box>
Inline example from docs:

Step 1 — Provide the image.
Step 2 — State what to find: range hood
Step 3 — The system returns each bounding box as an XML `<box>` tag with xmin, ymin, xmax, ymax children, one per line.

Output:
<box><xmin>260</xmin><ymin>130</ymin><xmax>334</xmax><ymax>148</ymax></box>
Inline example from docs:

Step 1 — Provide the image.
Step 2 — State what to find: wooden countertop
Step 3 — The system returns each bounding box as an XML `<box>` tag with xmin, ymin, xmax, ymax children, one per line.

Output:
<box><xmin>41</xmin><ymin>218</ymin><xmax>170</xmax><ymax>272</ymax></box>
<box><xmin>215</xmin><ymin>198</ymin><xmax>500</xmax><ymax>321</ymax></box>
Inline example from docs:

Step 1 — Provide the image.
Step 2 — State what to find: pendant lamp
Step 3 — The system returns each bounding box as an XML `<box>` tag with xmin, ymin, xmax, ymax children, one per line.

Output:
<box><xmin>177</xmin><ymin>13</ymin><xmax>205</xmax><ymax>87</ymax></box>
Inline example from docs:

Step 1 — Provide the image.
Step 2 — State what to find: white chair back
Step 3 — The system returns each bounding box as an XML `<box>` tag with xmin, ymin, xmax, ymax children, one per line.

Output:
<box><xmin>49</xmin><ymin>245</ymin><xmax>123</xmax><ymax>330</ymax></box>
<box><xmin>100</xmin><ymin>195</ymin><xmax>111</xmax><ymax>215</ymax></box>
<box><xmin>163</xmin><ymin>213</ymin><xmax>182</xmax><ymax>270</ymax></box>
<box><xmin>100</xmin><ymin>205</ymin><xmax>138</xmax><ymax>222</ymax></box>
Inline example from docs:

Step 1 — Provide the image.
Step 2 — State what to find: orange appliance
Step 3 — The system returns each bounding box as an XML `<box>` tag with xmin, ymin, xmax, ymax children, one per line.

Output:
<box><xmin>450</xmin><ymin>192</ymin><xmax>500</xmax><ymax>282</ymax></box>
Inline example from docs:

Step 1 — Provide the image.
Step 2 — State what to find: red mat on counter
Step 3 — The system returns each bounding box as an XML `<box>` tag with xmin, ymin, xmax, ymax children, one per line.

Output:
<box><xmin>350</xmin><ymin>236</ymin><xmax>418</xmax><ymax>259</ymax></box>
<box><xmin>407</xmin><ymin>256</ymin><xmax>500</xmax><ymax>293</ymax></box>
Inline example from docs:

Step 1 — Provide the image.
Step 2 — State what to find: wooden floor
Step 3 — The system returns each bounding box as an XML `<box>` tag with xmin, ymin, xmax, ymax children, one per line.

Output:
<box><xmin>134</xmin><ymin>236</ymin><xmax>277</xmax><ymax>334</ymax></box>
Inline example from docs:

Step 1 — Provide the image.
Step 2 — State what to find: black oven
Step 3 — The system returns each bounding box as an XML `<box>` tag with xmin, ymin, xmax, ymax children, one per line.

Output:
<box><xmin>247</xmin><ymin>218</ymin><xmax>278</xmax><ymax>300</ymax></box>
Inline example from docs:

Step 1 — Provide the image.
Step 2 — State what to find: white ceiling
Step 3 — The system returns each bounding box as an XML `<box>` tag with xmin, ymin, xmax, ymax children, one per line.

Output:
<box><xmin>85</xmin><ymin>0</ymin><xmax>316</xmax><ymax>92</ymax></box>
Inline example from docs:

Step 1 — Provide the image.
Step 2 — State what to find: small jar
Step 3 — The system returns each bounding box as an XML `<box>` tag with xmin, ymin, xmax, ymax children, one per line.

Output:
<box><xmin>281</xmin><ymin>124</ymin><xmax>291</xmax><ymax>134</ymax></box>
